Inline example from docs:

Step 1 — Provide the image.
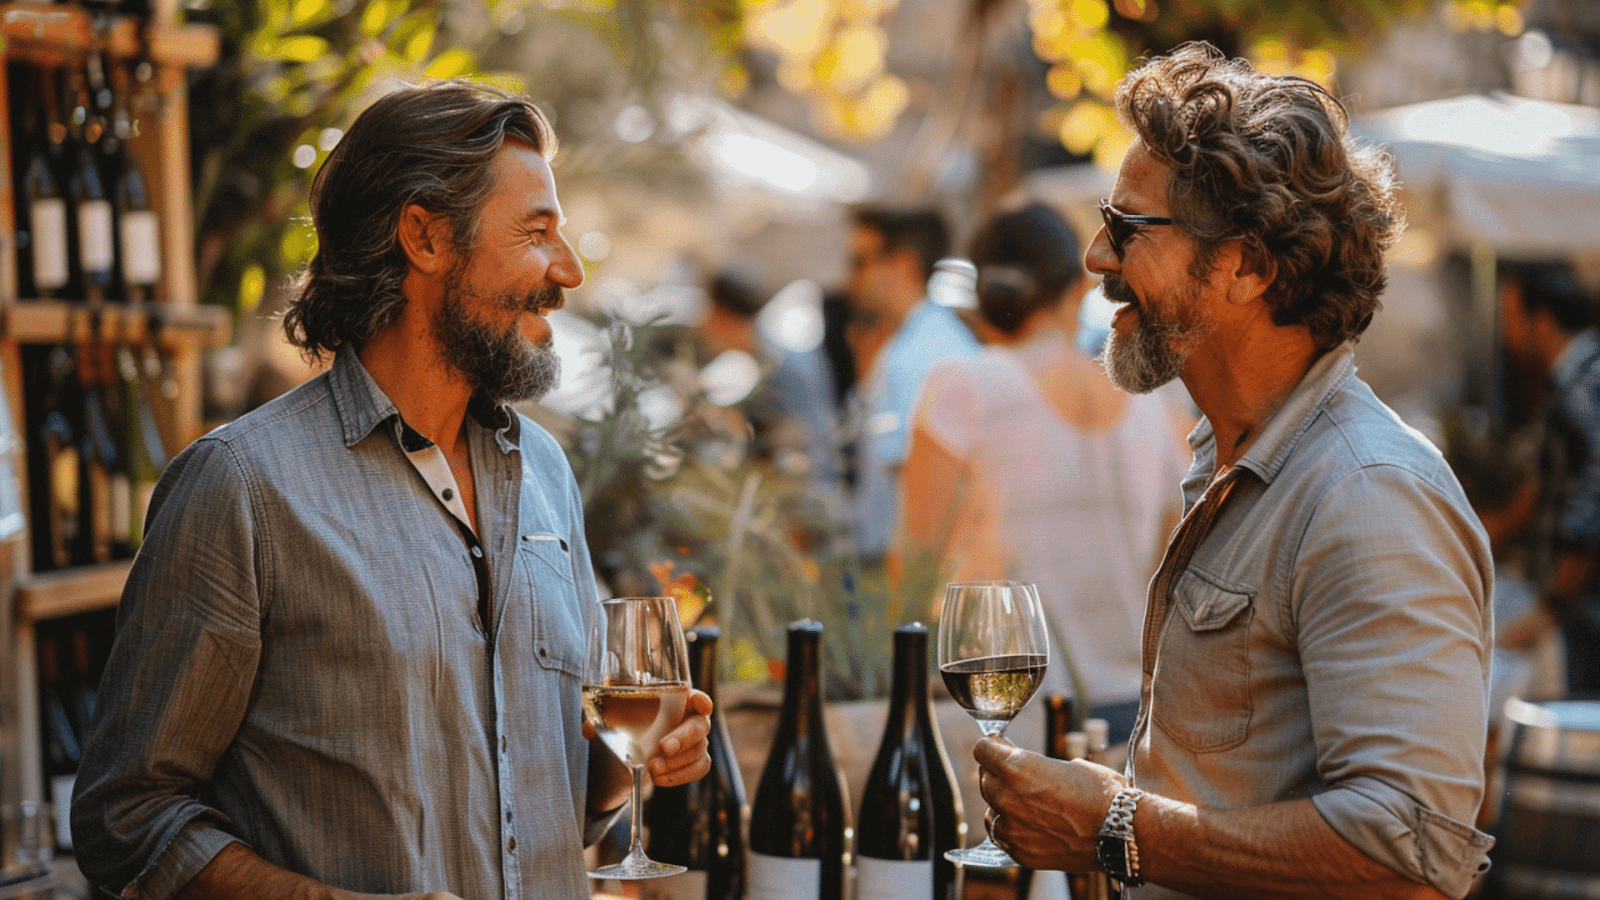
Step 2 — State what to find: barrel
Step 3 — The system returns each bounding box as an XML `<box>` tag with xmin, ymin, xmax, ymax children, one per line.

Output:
<box><xmin>1489</xmin><ymin>698</ymin><xmax>1600</xmax><ymax>899</ymax></box>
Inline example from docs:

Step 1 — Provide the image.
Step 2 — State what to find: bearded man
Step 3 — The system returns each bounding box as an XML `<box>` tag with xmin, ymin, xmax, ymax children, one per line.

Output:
<box><xmin>971</xmin><ymin>43</ymin><xmax>1496</xmax><ymax>899</ymax></box>
<box><xmin>72</xmin><ymin>81</ymin><xmax>712</xmax><ymax>900</ymax></box>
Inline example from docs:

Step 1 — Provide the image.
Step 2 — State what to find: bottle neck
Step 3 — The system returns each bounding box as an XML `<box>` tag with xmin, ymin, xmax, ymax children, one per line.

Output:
<box><xmin>781</xmin><ymin>630</ymin><xmax>824</xmax><ymax>722</ymax></box>
<box><xmin>690</xmin><ymin>635</ymin><xmax>720</xmax><ymax>707</ymax></box>
<box><xmin>888</xmin><ymin>633</ymin><xmax>929</xmax><ymax>724</ymax></box>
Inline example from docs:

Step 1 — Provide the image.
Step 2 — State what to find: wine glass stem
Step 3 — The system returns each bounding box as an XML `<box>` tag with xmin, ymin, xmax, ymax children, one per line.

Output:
<box><xmin>625</xmin><ymin>764</ymin><xmax>647</xmax><ymax>861</ymax></box>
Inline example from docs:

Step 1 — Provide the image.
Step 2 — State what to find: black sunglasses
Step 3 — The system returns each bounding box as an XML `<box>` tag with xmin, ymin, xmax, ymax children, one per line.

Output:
<box><xmin>1100</xmin><ymin>199</ymin><xmax>1174</xmax><ymax>259</ymax></box>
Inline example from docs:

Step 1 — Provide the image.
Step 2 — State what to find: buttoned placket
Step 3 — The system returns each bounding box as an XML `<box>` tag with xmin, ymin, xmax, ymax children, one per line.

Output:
<box><xmin>1126</xmin><ymin>467</ymin><xmax>1241</xmax><ymax>784</ymax></box>
<box><xmin>395</xmin><ymin>416</ymin><xmax>526</xmax><ymax>896</ymax></box>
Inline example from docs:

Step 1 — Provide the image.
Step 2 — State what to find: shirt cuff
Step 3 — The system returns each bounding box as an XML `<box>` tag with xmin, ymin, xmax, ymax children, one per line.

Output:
<box><xmin>124</xmin><ymin>821</ymin><xmax>240</xmax><ymax>900</ymax></box>
<box><xmin>1312</xmin><ymin>784</ymin><xmax>1494</xmax><ymax>900</ymax></box>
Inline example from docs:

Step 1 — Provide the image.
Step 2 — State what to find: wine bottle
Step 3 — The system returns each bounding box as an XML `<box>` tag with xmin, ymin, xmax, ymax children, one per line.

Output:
<box><xmin>75</xmin><ymin>325</ymin><xmax>119</xmax><ymax>565</ymax></box>
<box><xmin>1078</xmin><ymin>717</ymin><xmax>1116</xmax><ymax>900</ymax></box>
<box><xmin>23</xmin><ymin>344</ymin><xmax>84</xmax><ymax>573</ymax></box>
<box><xmin>643</xmin><ymin>627</ymin><xmax>747</xmax><ymax>900</ymax></box>
<box><xmin>63</xmin><ymin>66</ymin><xmax>117</xmax><ymax>303</ymax></box>
<box><xmin>15</xmin><ymin>64</ymin><xmax>72</xmax><ymax>299</ymax></box>
<box><xmin>119</xmin><ymin>341</ymin><xmax>168</xmax><ymax>549</ymax></box>
<box><xmin>109</xmin><ymin>60</ymin><xmax>160</xmax><ymax>304</ymax></box>
<box><xmin>855</xmin><ymin>623</ymin><xmax>964</xmax><ymax>900</ymax></box>
<box><xmin>98</xmin><ymin>339</ymin><xmax>135</xmax><ymax>558</ymax></box>
<box><xmin>1028</xmin><ymin>695</ymin><xmax>1074</xmax><ymax>900</ymax></box>
<box><xmin>748</xmin><ymin>619</ymin><xmax>849</xmax><ymax>900</ymax></box>
<box><xmin>37</xmin><ymin>626</ymin><xmax>83</xmax><ymax>850</ymax></box>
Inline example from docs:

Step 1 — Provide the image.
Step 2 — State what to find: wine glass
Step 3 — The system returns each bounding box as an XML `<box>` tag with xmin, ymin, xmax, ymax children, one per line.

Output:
<box><xmin>582</xmin><ymin>596</ymin><xmax>693</xmax><ymax>880</ymax></box>
<box><xmin>938</xmin><ymin>580</ymin><xmax>1049</xmax><ymax>868</ymax></box>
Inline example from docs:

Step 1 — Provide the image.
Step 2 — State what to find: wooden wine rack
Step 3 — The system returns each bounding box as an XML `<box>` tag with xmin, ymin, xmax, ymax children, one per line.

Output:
<box><xmin>0</xmin><ymin>0</ymin><xmax>226</xmax><ymax>855</ymax></box>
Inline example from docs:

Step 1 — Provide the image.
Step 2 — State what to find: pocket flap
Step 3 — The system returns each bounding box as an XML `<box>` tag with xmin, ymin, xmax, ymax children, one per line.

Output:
<box><xmin>1174</xmin><ymin>570</ymin><xmax>1254</xmax><ymax>632</ymax></box>
<box><xmin>521</xmin><ymin>533</ymin><xmax>575</xmax><ymax>584</ymax></box>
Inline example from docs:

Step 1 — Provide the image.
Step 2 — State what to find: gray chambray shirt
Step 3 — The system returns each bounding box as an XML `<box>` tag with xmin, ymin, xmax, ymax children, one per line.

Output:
<box><xmin>1128</xmin><ymin>344</ymin><xmax>1496</xmax><ymax>900</ymax></box>
<box><xmin>72</xmin><ymin>347</ymin><xmax>600</xmax><ymax>900</ymax></box>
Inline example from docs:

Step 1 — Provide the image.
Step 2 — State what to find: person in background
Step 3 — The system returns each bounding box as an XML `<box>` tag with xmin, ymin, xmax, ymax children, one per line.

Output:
<box><xmin>973</xmin><ymin>42</ymin><xmax>1494</xmax><ymax>899</ymax></box>
<box><xmin>1498</xmin><ymin>259</ymin><xmax>1600</xmax><ymax>693</ymax></box>
<box><xmin>696</xmin><ymin>271</ymin><xmax>840</xmax><ymax>486</ymax></box>
<box><xmin>842</xmin><ymin>205</ymin><xmax>980</xmax><ymax>564</ymax></box>
<box><xmin>71</xmin><ymin>81</ymin><xmax>712</xmax><ymax>900</ymax></box>
<box><xmin>895</xmin><ymin>202</ymin><xmax>1190</xmax><ymax>748</ymax></box>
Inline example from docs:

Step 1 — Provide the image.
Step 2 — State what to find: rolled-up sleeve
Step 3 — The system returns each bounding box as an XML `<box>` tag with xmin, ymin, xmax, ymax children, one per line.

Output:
<box><xmin>1296</xmin><ymin>463</ymin><xmax>1495</xmax><ymax>899</ymax></box>
<box><xmin>72</xmin><ymin>436</ymin><xmax>262</xmax><ymax>899</ymax></box>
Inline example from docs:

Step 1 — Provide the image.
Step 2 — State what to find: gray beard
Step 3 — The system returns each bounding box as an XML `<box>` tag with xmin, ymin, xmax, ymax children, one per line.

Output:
<box><xmin>1100</xmin><ymin>300</ymin><xmax>1214</xmax><ymax>394</ymax></box>
<box><xmin>435</xmin><ymin>282</ymin><xmax>562</xmax><ymax>404</ymax></box>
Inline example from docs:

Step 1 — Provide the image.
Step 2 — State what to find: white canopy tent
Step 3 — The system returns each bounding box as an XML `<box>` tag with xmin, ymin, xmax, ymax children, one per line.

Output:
<box><xmin>1352</xmin><ymin>92</ymin><xmax>1600</xmax><ymax>257</ymax></box>
<box><xmin>1353</xmin><ymin>92</ymin><xmax>1600</xmax><ymax>420</ymax></box>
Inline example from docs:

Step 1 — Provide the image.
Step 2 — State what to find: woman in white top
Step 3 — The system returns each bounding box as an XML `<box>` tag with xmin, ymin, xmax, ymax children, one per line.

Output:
<box><xmin>896</xmin><ymin>202</ymin><xmax>1192</xmax><ymax>749</ymax></box>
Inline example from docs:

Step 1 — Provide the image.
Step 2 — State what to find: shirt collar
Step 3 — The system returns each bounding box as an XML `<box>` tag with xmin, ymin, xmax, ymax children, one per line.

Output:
<box><xmin>1551</xmin><ymin>328</ymin><xmax>1600</xmax><ymax>393</ymax></box>
<box><xmin>328</xmin><ymin>347</ymin><xmax>520</xmax><ymax>451</ymax></box>
<box><xmin>1189</xmin><ymin>342</ymin><xmax>1357</xmax><ymax>485</ymax></box>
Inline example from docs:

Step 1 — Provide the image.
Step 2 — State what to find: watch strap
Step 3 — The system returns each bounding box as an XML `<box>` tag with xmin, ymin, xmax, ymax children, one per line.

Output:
<box><xmin>1096</xmin><ymin>786</ymin><xmax>1145</xmax><ymax>887</ymax></box>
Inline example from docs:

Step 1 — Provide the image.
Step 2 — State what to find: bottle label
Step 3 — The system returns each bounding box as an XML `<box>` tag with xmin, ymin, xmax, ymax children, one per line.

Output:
<box><xmin>1027</xmin><ymin>869</ymin><xmax>1072</xmax><ymax>900</ymax></box>
<box><xmin>31</xmin><ymin>197</ymin><xmax>70</xmax><ymax>290</ymax></box>
<box><xmin>639</xmin><ymin>870</ymin><xmax>708</xmax><ymax>900</ymax></box>
<box><xmin>120</xmin><ymin>209</ymin><xmax>162</xmax><ymax>286</ymax></box>
<box><xmin>50</xmin><ymin>772</ymin><xmax>75</xmax><ymax>850</ymax></box>
<box><xmin>79</xmin><ymin>198</ymin><xmax>116</xmax><ymax>274</ymax></box>
<box><xmin>110</xmin><ymin>472</ymin><xmax>132</xmax><ymax>545</ymax></box>
<box><xmin>748</xmin><ymin>852</ymin><xmax>821</xmax><ymax>900</ymax></box>
<box><xmin>855</xmin><ymin>857</ymin><xmax>934</xmax><ymax>900</ymax></box>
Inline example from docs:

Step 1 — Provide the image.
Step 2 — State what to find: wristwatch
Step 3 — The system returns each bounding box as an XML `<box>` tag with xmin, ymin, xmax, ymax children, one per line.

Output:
<box><xmin>1096</xmin><ymin>786</ymin><xmax>1145</xmax><ymax>887</ymax></box>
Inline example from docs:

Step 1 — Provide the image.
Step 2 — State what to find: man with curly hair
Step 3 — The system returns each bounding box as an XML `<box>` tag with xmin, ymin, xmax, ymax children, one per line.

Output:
<box><xmin>973</xmin><ymin>43</ymin><xmax>1495</xmax><ymax>899</ymax></box>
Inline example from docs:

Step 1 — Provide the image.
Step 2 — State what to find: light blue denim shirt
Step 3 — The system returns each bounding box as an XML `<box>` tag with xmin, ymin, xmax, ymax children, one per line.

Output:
<box><xmin>72</xmin><ymin>348</ymin><xmax>600</xmax><ymax>900</ymax></box>
<box><xmin>1128</xmin><ymin>344</ymin><xmax>1496</xmax><ymax>900</ymax></box>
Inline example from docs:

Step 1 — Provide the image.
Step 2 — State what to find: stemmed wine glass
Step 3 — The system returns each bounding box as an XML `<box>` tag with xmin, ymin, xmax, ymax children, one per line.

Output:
<box><xmin>581</xmin><ymin>596</ymin><xmax>693</xmax><ymax>880</ymax></box>
<box><xmin>938</xmin><ymin>580</ymin><xmax>1050</xmax><ymax>868</ymax></box>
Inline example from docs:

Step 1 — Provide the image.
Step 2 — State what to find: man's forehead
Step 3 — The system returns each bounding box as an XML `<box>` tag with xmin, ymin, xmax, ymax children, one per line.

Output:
<box><xmin>1112</xmin><ymin>140</ymin><xmax>1172</xmax><ymax>211</ymax></box>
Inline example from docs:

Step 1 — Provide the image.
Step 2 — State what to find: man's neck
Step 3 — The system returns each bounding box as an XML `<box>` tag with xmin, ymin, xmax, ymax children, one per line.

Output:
<box><xmin>357</xmin><ymin>323</ymin><xmax>475</xmax><ymax>455</ymax></box>
<box><xmin>1183</xmin><ymin>326</ymin><xmax>1322</xmax><ymax>473</ymax></box>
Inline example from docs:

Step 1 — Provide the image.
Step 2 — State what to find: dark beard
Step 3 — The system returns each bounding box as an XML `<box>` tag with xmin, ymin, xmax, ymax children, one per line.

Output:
<box><xmin>1099</xmin><ymin>276</ymin><xmax>1213</xmax><ymax>394</ymax></box>
<box><xmin>435</xmin><ymin>281</ymin><xmax>563</xmax><ymax>404</ymax></box>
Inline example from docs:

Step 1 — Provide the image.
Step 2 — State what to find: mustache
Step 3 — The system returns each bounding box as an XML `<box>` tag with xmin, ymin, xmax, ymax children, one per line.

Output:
<box><xmin>1102</xmin><ymin>276</ymin><xmax>1138</xmax><ymax>305</ymax></box>
<box><xmin>511</xmin><ymin>283</ymin><xmax>565</xmax><ymax>313</ymax></box>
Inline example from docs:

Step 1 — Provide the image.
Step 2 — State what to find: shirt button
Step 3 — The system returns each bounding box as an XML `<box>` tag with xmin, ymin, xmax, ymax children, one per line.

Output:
<box><xmin>507</xmin><ymin>836</ymin><xmax>517</xmax><ymax>853</ymax></box>
<box><xmin>501</xmin><ymin>735</ymin><xmax>508</xmax><ymax>753</ymax></box>
<box><xmin>471</xmin><ymin>546</ymin><xmax>483</xmax><ymax>559</ymax></box>
<box><xmin>443</xmin><ymin>488</ymin><xmax>454</xmax><ymax>501</ymax></box>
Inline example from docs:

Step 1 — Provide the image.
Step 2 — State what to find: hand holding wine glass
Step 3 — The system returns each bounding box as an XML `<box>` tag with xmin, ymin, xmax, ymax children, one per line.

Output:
<box><xmin>939</xmin><ymin>580</ymin><xmax>1049</xmax><ymax>868</ymax></box>
<box><xmin>581</xmin><ymin>596</ymin><xmax>693</xmax><ymax>880</ymax></box>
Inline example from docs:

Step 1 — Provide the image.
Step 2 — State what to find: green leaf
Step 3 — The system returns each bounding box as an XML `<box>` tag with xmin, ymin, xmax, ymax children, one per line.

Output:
<box><xmin>360</xmin><ymin>0</ymin><xmax>399</xmax><ymax>38</ymax></box>
<box><xmin>273</xmin><ymin>35</ymin><xmax>332</xmax><ymax>63</ymax></box>
<box><xmin>287</xmin><ymin>0</ymin><xmax>332</xmax><ymax>28</ymax></box>
<box><xmin>425</xmin><ymin>49</ymin><xmax>477</xmax><ymax>79</ymax></box>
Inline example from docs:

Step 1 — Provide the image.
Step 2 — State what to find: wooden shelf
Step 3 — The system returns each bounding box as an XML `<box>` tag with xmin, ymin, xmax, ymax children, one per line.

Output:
<box><xmin>3</xmin><ymin>300</ymin><xmax>232</xmax><ymax>348</ymax></box>
<box><xmin>0</xmin><ymin>3</ymin><xmax>220</xmax><ymax>68</ymax></box>
<box><xmin>17</xmin><ymin>559</ymin><xmax>132</xmax><ymax>620</ymax></box>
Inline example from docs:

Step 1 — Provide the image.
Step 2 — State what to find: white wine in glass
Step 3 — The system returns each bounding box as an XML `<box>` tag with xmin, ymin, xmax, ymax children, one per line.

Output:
<box><xmin>581</xmin><ymin>596</ymin><xmax>692</xmax><ymax>880</ymax></box>
<box><xmin>939</xmin><ymin>581</ymin><xmax>1049</xmax><ymax>868</ymax></box>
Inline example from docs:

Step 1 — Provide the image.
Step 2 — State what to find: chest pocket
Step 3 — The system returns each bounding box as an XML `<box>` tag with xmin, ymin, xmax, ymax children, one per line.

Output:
<box><xmin>1153</xmin><ymin>568</ymin><xmax>1255</xmax><ymax>752</ymax></box>
<box><xmin>519</xmin><ymin>533</ymin><xmax>584</xmax><ymax>677</ymax></box>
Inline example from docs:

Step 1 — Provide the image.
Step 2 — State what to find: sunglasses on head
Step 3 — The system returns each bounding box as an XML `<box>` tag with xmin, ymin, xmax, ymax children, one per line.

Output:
<box><xmin>1100</xmin><ymin>199</ymin><xmax>1174</xmax><ymax>259</ymax></box>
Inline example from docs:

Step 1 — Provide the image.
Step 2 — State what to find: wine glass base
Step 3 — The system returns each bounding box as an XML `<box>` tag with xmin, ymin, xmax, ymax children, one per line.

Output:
<box><xmin>946</xmin><ymin>842</ymin><xmax>1019</xmax><ymax>868</ymax></box>
<box><xmin>588</xmin><ymin>859</ymin><xmax>688</xmax><ymax>880</ymax></box>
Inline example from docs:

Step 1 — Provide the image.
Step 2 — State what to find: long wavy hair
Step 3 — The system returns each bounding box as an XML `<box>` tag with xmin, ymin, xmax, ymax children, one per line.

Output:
<box><xmin>1116</xmin><ymin>42</ymin><xmax>1403</xmax><ymax>349</ymax></box>
<box><xmin>282</xmin><ymin>80</ymin><xmax>557</xmax><ymax>360</ymax></box>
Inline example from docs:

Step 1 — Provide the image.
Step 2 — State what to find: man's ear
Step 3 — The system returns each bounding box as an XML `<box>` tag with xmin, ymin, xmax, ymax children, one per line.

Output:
<box><xmin>397</xmin><ymin>204</ymin><xmax>450</xmax><ymax>275</ymax></box>
<box><xmin>1227</xmin><ymin>244</ymin><xmax>1276</xmax><ymax>306</ymax></box>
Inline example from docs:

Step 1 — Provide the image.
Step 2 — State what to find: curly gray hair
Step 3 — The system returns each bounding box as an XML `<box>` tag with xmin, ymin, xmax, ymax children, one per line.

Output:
<box><xmin>1116</xmin><ymin>42</ymin><xmax>1404</xmax><ymax>349</ymax></box>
